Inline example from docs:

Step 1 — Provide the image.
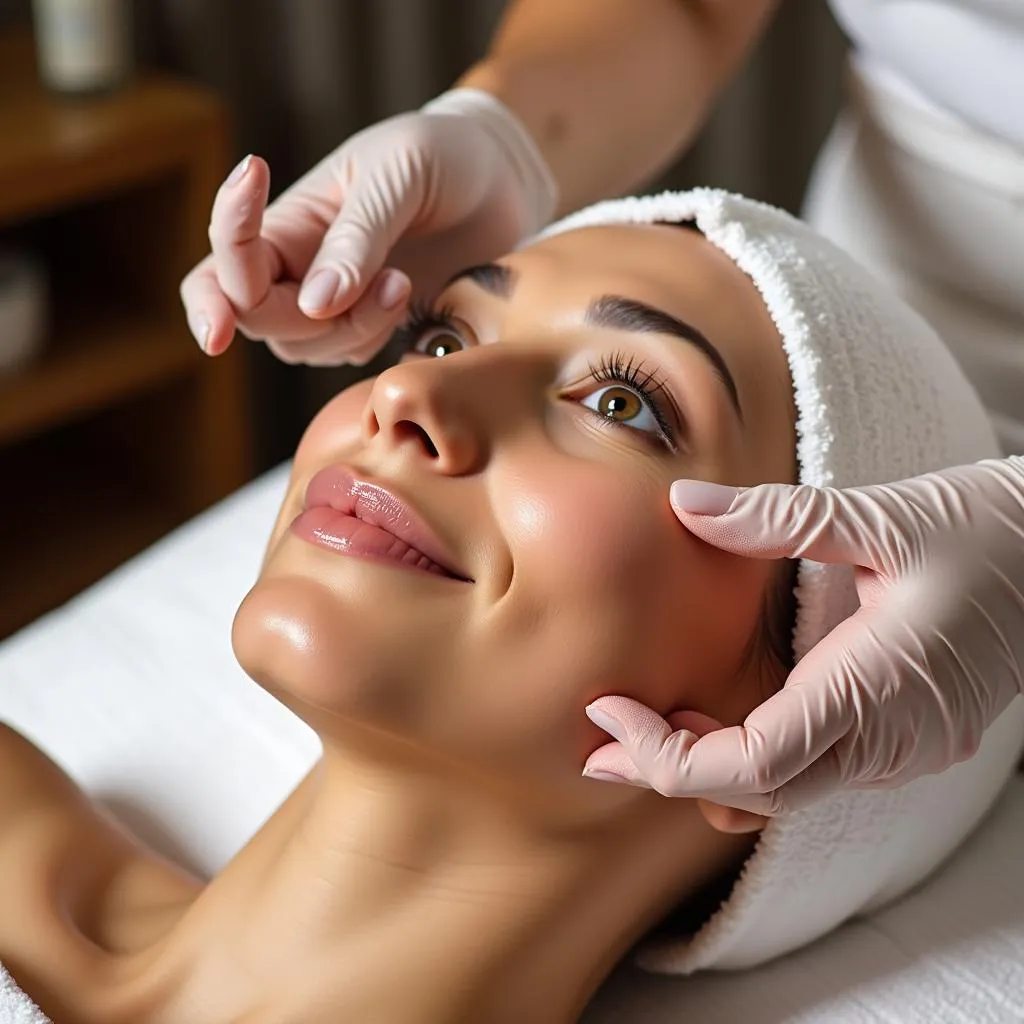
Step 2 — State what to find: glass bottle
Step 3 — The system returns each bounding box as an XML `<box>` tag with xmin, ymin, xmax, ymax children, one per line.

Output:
<box><xmin>32</xmin><ymin>0</ymin><xmax>131</xmax><ymax>95</ymax></box>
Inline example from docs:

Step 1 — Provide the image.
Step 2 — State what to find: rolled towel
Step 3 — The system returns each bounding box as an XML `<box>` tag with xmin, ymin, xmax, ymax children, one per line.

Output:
<box><xmin>0</xmin><ymin>964</ymin><xmax>49</xmax><ymax>1024</ymax></box>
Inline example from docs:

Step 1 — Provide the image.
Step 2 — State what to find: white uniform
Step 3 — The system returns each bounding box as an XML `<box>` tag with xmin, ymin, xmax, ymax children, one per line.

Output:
<box><xmin>805</xmin><ymin>0</ymin><xmax>1024</xmax><ymax>454</ymax></box>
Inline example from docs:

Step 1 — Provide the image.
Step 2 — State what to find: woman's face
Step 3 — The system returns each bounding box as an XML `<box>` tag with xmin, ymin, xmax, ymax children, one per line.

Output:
<box><xmin>234</xmin><ymin>224</ymin><xmax>796</xmax><ymax>809</ymax></box>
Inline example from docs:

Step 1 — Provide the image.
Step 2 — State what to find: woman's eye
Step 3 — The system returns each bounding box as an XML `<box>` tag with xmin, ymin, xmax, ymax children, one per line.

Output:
<box><xmin>412</xmin><ymin>327</ymin><xmax>468</xmax><ymax>358</ymax></box>
<box><xmin>580</xmin><ymin>384</ymin><xmax>661</xmax><ymax>434</ymax></box>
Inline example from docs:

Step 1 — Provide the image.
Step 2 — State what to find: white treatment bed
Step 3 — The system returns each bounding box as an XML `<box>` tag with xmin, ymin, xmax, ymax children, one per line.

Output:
<box><xmin>2</xmin><ymin>466</ymin><xmax>1023</xmax><ymax>1023</ymax></box>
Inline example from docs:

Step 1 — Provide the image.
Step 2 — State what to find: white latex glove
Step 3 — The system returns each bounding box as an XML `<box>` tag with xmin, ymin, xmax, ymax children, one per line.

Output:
<box><xmin>582</xmin><ymin>456</ymin><xmax>1024</xmax><ymax>816</ymax></box>
<box><xmin>179</xmin><ymin>90</ymin><xmax>557</xmax><ymax>366</ymax></box>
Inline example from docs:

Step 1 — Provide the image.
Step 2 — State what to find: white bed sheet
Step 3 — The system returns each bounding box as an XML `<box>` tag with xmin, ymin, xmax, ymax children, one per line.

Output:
<box><xmin>2</xmin><ymin>465</ymin><xmax>1023</xmax><ymax>1023</ymax></box>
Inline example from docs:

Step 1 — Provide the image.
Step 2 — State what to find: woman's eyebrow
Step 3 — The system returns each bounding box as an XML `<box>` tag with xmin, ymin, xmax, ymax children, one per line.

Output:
<box><xmin>445</xmin><ymin>262</ymin><xmax>517</xmax><ymax>298</ymax></box>
<box><xmin>585</xmin><ymin>295</ymin><xmax>743</xmax><ymax>422</ymax></box>
<box><xmin>444</xmin><ymin>266</ymin><xmax>742</xmax><ymax>421</ymax></box>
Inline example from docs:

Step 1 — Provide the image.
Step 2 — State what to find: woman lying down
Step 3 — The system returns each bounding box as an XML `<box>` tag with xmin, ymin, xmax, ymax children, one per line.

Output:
<box><xmin>2</xmin><ymin>190</ymin><xmax>1023</xmax><ymax>1024</ymax></box>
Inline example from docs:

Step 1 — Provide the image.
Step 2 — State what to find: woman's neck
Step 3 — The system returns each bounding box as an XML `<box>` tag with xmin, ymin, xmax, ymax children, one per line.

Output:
<box><xmin>133</xmin><ymin>739</ymin><xmax>748</xmax><ymax>1024</ymax></box>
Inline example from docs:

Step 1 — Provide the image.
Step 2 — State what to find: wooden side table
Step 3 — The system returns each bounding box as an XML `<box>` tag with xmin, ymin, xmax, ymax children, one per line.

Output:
<box><xmin>0</xmin><ymin>29</ymin><xmax>252</xmax><ymax>638</ymax></box>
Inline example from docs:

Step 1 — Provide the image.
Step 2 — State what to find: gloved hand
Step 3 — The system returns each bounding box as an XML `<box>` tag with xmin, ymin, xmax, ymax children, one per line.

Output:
<box><xmin>179</xmin><ymin>89</ymin><xmax>557</xmax><ymax>366</ymax></box>
<box><xmin>583</xmin><ymin>456</ymin><xmax>1024</xmax><ymax>816</ymax></box>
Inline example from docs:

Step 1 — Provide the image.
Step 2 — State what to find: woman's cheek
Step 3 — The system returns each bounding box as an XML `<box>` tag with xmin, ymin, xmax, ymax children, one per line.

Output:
<box><xmin>293</xmin><ymin>381</ymin><xmax>374</xmax><ymax>470</ymax></box>
<box><xmin>500</xmin><ymin>459</ymin><xmax>775</xmax><ymax>720</ymax></box>
<box><xmin>501</xmin><ymin>460</ymin><xmax>669</xmax><ymax>586</ymax></box>
<box><xmin>261</xmin><ymin>383</ymin><xmax>374</xmax><ymax>562</ymax></box>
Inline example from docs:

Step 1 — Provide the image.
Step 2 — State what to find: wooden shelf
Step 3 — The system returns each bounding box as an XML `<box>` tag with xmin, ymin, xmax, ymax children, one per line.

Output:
<box><xmin>0</xmin><ymin>310</ymin><xmax>201</xmax><ymax>445</ymax></box>
<box><xmin>0</xmin><ymin>432</ymin><xmax>183</xmax><ymax>637</ymax></box>
<box><xmin>0</xmin><ymin>28</ymin><xmax>225</xmax><ymax>227</ymax></box>
<box><xmin>0</xmin><ymin>25</ymin><xmax>251</xmax><ymax>639</ymax></box>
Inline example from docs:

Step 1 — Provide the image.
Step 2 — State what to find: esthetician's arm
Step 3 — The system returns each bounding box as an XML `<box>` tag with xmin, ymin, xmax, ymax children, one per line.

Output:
<box><xmin>179</xmin><ymin>0</ymin><xmax>777</xmax><ymax>365</ymax></box>
<box><xmin>458</xmin><ymin>0</ymin><xmax>778</xmax><ymax>216</ymax></box>
<box><xmin>584</xmin><ymin>457</ymin><xmax>1024</xmax><ymax>816</ymax></box>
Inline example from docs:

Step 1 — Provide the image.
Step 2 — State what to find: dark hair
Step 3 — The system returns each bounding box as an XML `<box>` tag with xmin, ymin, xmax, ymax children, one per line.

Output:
<box><xmin>754</xmin><ymin>558</ymin><xmax>799</xmax><ymax>691</ymax></box>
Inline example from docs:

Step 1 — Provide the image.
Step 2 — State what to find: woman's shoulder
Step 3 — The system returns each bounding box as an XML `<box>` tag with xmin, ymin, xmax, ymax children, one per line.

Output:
<box><xmin>0</xmin><ymin>723</ymin><xmax>128</xmax><ymax>941</ymax></box>
<box><xmin>0</xmin><ymin>723</ymin><xmax>199</xmax><ymax>1000</ymax></box>
<box><xmin>0</xmin><ymin>721</ymin><xmax>93</xmax><ymax>826</ymax></box>
<box><xmin>0</xmin><ymin>721</ymin><xmax>131</xmax><ymax>889</ymax></box>
<box><xmin>0</xmin><ymin>723</ymin><xmax>116</xmax><ymax>1011</ymax></box>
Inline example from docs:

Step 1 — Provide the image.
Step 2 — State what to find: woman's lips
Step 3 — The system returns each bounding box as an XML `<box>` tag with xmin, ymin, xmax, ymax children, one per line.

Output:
<box><xmin>290</xmin><ymin>466</ymin><xmax>471</xmax><ymax>581</ymax></box>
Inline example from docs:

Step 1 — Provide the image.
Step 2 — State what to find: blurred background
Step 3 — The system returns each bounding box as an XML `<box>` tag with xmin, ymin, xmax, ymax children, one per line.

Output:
<box><xmin>0</xmin><ymin>0</ymin><xmax>847</xmax><ymax>638</ymax></box>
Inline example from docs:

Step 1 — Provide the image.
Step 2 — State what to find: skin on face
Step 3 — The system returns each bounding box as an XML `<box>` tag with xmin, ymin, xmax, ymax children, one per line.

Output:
<box><xmin>233</xmin><ymin>223</ymin><xmax>796</xmax><ymax>823</ymax></box>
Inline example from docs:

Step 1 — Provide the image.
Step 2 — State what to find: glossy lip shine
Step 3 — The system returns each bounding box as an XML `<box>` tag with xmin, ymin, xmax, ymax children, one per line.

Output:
<box><xmin>290</xmin><ymin>466</ymin><xmax>471</xmax><ymax>581</ymax></box>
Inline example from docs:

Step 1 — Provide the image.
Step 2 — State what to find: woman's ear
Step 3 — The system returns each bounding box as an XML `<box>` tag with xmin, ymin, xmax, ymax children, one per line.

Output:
<box><xmin>697</xmin><ymin>799</ymin><xmax>769</xmax><ymax>834</ymax></box>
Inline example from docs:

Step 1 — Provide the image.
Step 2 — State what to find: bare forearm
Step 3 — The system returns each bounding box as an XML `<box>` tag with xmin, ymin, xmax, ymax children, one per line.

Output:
<box><xmin>459</xmin><ymin>0</ymin><xmax>779</xmax><ymax>215</ymax></box>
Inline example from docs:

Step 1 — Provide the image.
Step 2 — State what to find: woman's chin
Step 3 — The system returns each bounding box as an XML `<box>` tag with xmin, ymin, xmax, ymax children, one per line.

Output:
<box><xmin>231</xmin><ymin>574</ymin><xmax>380</xmax><ymax>713</ymax></box>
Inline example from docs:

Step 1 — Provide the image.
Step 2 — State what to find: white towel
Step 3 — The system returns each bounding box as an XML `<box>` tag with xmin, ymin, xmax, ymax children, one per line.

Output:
<box><xmin>584</xmin><ymin>775</ymin><xmax>1024</xmax><ymax>1023</ymax></box>
<box><xmin>540</xmin><ymin>189</ymin><xmax>1024</xmax><ymax>973</ymax></box>
<box><xmin>0</xmin><ymin>965</ymin><xmax>49</xmax><ymax>1024</ymax></box>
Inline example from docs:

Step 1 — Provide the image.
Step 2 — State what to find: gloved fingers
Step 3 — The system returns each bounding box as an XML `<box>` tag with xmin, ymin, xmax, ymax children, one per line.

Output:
<box><xmin>583</xmin><ymin>663</ymin><xmax>854</xmax><ymax>800</ymax></box>
<box><xmin>183</xmin><ymin>158</ymin><xmax>339</xmax><ymax>355</ymax></box>
<box><xmin>751</xmin><ymin>747</ymin><xmax>847</xmax><ymax>814</ymax></box>
<box><xmin>695</xmin><ymin>799</ymin><xmax>771</xmax><ymax>834</ymax></box>
<box><xmin>582</xmin><ymin>739</ymin><xmax>649</xmax><ymax>785</ymax></box>
<box><xmin>672</xmin><ymin>466</ymin><xmax>1024</xmax><ymax>576</ymax></box>
<box><xmin>670</xmin><ymin>712</ymin><xmax>775</xmax><ymax>826</ymax></box>
<box><xmin>206</xmin><ymin>154</ymin><xmax>281</xmax><ymax>314</ymax></box>
<box><xmin>264</xmin><ymin>338</ymin><xmax>362</xmax><ymax>368</ymax></box>
<box><xmin>694</xmin><ymin>746</ymin><xmax>844</xmax><ymax>817</ymax></box>
<box><xmin>581</xmin><ymin>707</ymin><xmax>721</xmax><ymax>786</ymax></box>
<box><xmin>231</xmin><ymin>281</ymin><xmax>336</xmax><ymax>346</ymax></box>
<box><xmin>337</xmin><ymin>267</ymin><xmax>411</xmax><ymax>364</ymax></box>
<box><xmin>258</xmin><ymin>267</ymin><xmax>410</xmax><ymax>366</ymax></box>
<box><xmin>226</xmin><ymin>251</ymin><xmax>406</xmax><ymax>356</ymax></box>
<box><xmin>583</xmin><ymin>734</ymin><xmax>826</xmax><ymax>817</ymax></box>
<box><xmin>670</xmin><ymin>479</ymin><xmax>926</xmax><ymax>575</ymax></box>
<box><xmin>179</xmin><ymin>255</ymin><xmax>238</xmax><ymax>355</ymax></box>
<box><xmin>665</xmin><ymin>709</ymin><xmax>724</xmax><ymax>735</ymax></box>
<box><xmin>204</xmin><ymin>157</ymin><xmax>347</xmax><ymax>350</ymax></box>
<box><xmin>582</xmin><ymin>694</ymin><xmax>737</xmax><ymax>798</ymax></box>
<box><xmin>297</xmin><ymin>169</ymin><xmax>423</xmax><ymax>323</ymax></box>
<box><xmin>585</xmin><ymin>712</ymin><xmax>720</xmax><ymax>782</ymax></box>
<box><xmin>582</xmin><ymin>695</ymin><xmax>713</xmax><ymax>800</ymax></box>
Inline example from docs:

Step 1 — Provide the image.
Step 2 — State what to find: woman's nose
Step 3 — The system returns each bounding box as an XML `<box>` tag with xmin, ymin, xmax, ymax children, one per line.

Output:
<box><xmin>362</xmin><ymin>352</ymin><xmax>495</xmax><ymax>475</ymax></box>
<box><xmin>363</xmin><ymin>347</ymin><xmax>549</xmax><ymax>474</ymax></box>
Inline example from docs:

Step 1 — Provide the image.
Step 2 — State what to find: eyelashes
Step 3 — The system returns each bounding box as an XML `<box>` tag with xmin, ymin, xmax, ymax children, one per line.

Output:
<box><xmin>391</xmin><ymin>299</ymin><xmax>458</xmax><ymax>352</ymax></box>
<box><xmin>584</xmin><ymin>350</ymin><xmax>680</xmax><ymax>450</ymax></box>
<box><xmin>394</xmin><ymin>305</ymin><xmax>684</xmax><ymax>451</ymax></box>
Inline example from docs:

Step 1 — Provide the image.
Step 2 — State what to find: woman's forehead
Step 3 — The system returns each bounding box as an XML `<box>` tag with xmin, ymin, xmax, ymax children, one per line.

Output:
<box><xmin>504</xmin><ymin>224</ymin><xmax>782</xmax><ymax>376</ymax></box>
<box><xmin>508</xmin><ymin>224</ymin><xmax>759</xmax><ymax>320</ymax></box>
